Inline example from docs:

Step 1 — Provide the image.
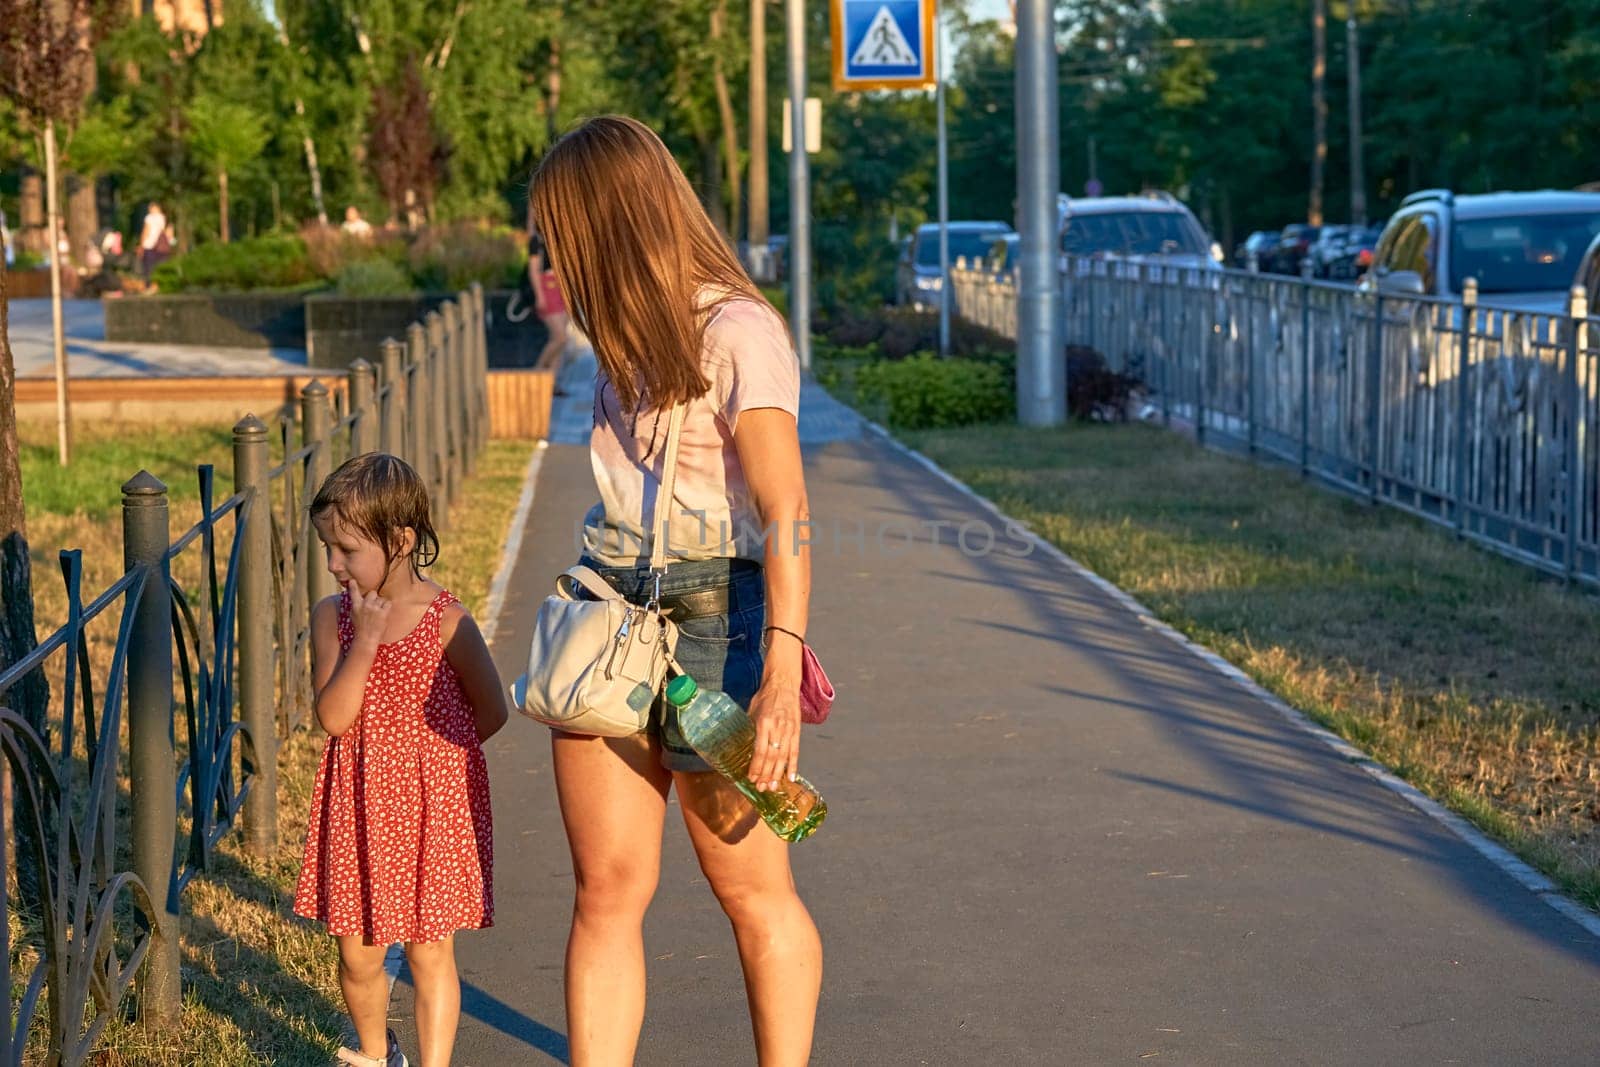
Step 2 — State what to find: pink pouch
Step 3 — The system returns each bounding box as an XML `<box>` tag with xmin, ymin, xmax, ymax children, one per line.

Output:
<box><xmin>799</xmin><ymin>643</ymin><xmax>835</xmax><ymax>724</ymax></box>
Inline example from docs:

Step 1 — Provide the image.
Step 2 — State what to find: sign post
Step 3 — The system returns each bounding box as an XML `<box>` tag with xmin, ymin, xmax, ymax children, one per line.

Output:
<box><xmin>831</xmin><ymin>1</ymin><xmax>945</xmax><ymax>352</ymax></box>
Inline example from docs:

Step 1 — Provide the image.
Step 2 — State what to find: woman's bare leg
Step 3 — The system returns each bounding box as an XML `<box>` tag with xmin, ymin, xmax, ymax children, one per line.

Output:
<box><xmin>538</xmin><ymin>311</ymin><xmax>570</xmax><ymax>370</ymax></box>
<box><xmin>552</xmin><ymin>731</ymin><xmax>672</xmax><ymax>1067</ymax></box>
<box><xmin>675</xmin><ymin>770</ymin><xmax>822</xmax><ymax>1067</ymax></box>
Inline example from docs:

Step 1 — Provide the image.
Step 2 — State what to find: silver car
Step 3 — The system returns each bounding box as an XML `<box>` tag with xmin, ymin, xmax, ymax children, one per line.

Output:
<box><xmin>1367</xmin><ymin>189</ymin><xmax>1600</xmax><ymax>314</ymax></box>
<box><xmin>1057</xmin><ymin>192</ymin><xmax>1221</xmax><ymax>272</ymax></box>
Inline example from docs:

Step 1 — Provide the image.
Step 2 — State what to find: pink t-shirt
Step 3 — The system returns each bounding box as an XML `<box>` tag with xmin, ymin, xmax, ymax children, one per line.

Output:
<box><xmin>583</xmin><ymin>297</ymin><xmax>800</xmax><ymax>565</ymax></box>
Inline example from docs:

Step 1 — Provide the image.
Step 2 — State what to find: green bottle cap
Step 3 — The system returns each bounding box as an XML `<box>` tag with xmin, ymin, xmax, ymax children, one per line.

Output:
<box><xmin>665</xmin><ymin>674</ymin><xmax>699</xmax><ymax>707</ymax></box>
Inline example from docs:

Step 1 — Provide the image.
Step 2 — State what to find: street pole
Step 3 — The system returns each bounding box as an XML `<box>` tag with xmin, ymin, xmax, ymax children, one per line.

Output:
<box><xmin>785</xmin><ymin>0</ymin><xmax>811</xmax><ymax>370</ymax></box>
<box><xmin>1347</xmin><ymin>15</ymin><xmax>1366</xmax><ymax>227</ymax></box>
<box><xmin>936</xmin><ymin>12</ymin><xmax>950</xmax><ymax>357</ymax></box>
<box><xmin>750</xmin><ymin>0</ymin><xmax>769</xmax><ymax>281</ymax></box>
<box><xmin>1015</xmin><ymin>0</ymin><xmax>1063</xmax><ymax>425</ymax></box>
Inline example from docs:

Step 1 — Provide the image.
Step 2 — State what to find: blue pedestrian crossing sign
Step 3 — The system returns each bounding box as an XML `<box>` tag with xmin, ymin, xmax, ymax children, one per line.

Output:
<box><xmin>831</xmin><ymin>0</ymin><xmax>937</xmax><ymax>92</ymax></box>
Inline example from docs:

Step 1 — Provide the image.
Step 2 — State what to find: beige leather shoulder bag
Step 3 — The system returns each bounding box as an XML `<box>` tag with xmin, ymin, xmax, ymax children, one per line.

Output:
<box><xmin>514</xmin><ymin>404</ymin><xmax>685</xmax><ymax>737</ymax></box>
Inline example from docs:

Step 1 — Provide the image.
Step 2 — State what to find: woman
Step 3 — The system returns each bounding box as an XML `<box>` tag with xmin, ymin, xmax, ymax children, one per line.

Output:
<box><xmin>526</xmin><ymin>228</ymin><xmax>570</xmax><ymax>371</ymax></box>
<box><xmin>530</xmin><ymin>115</ymin><xmax>821</xmax><ymax>1066</ymax></box>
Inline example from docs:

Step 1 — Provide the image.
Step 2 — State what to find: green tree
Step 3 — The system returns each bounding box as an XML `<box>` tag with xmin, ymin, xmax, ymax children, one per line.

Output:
<box><xmin>185</xmin><ymin>95</ymin><xmax>270</xmax><ymax>242</ymax></box>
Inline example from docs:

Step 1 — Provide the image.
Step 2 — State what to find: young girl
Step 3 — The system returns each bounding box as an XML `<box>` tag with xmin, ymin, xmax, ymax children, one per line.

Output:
<box><xmin>293</xmin><ymin>452</ymin><xmax>508</xmax><ymax>1067</ymax></box>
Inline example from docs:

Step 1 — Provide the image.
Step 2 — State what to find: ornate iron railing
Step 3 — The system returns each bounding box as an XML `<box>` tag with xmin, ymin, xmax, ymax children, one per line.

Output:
<box><xmin>951</xmin><ymin>261</ymin><xmax>1600</xmax><ymax>587</ymax></box>
<box><xmin>2</xmin><ymin>284</ymin><xmax>490</xmax><ymax>1063</ymax></box>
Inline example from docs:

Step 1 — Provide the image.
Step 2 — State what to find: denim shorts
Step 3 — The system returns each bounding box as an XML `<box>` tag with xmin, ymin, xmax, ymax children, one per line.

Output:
<box><xmin>578</xmin><ymin>556</ymin><xmax>766</xmax><ymax>772</ymax></box>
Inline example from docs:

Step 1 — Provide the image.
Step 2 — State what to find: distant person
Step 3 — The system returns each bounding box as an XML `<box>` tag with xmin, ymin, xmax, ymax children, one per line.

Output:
<box><xmin>525</xmin><ymin>228</ymin><xmax>569</xmax><ymax>370</ymax></box>
<box><xmin>294</xmin><ymin>453</ymin><xmax>508</xmax><ymax>1067</ymax></box>
<box><xmin>139</xmin><ymin>202</ymin><xmax>170</xmax><ymax>281</ymax></box>
<box><xmin>341</xmin><ymin>205</ymin><xmax>374</xmax><ymax>239</ymax></box>
<box><xmin>1</xmin><ymin>208</ymin><xmax>13</xmax><ymax>268</ymax></box>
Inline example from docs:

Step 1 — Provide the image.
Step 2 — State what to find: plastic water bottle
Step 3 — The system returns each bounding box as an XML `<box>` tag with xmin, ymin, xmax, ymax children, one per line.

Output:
<box><xmin>665</xmin><ymin>674</ymin><xmax>827</xmax><ymax>842</ymax></box>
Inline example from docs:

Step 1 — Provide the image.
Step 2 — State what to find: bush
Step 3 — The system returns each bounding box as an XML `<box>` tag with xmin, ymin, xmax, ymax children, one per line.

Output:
<box><xmin>151</xmin><ymin>235</ymin><xmax>317</xmax><ymax>292</ymax></box>
<box><xmin>335</xmin><ymin>257</ymin><xmax>414</xmax><ymax>297</ymax></box>
<box><xmin>408</xmin><ymin>221</ymin><xmax>524</xmax><ymax>292</ymax></box>
<box><xmin>1066</xmin><ymin>345</ymin><xmax>1139</xmax><ymax>422</ymax></box>
<box><xmin>302</xmin><ymin>225</ymin><xmax>409</xmax><ymax>280</ymax></box>
<box><xmin>853</xmin><ymin>354</ymin><xmax>1013</xmax><ymax>430</ymax></box>
<box><xmin>816</xmin><ymin>305</ymin><xmax>1013</xmax><ymax>360</ymax></box>
<box><xmin>813</xmin><ymin>220</ymin><xmax>899</xmax><ymax>310</ymax></box>
<box><xmin>759</xmin><ymin>285</ymin><xmax>788</xmax><ymax>319</ymax></box>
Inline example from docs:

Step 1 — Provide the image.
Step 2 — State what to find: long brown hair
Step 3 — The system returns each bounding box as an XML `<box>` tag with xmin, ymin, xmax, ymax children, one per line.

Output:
<box><xmin>530</xmin><ymin>115</ymin><xmax>776</xmax><ymax>411</ymax></box>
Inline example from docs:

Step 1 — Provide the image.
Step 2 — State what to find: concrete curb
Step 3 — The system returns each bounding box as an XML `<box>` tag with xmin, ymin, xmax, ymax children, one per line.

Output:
<box><xmin>859</xmin><ymin>417</ymin><xmax>1600</xmax><ymax>941</ymax></box>
<box><xmin>479</xmin><ymin>440</ymin><xmax>548</xmax><ymax>648</ymax></box>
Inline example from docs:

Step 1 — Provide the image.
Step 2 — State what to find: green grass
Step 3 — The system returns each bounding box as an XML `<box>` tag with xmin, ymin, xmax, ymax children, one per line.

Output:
<box><xmin>903</xmin><ymin>421</ymin><xmax>1600</xmax><ymax>910</ymax></box>
<box><xmin>18</xmin><ymin>421</ymin><xmax>237</xmax><ymax>520</ymax></box>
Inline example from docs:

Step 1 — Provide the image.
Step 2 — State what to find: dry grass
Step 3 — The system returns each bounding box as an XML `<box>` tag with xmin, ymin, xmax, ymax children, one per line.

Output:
<box><xmin>904</xmin><ymin>421</ymin><xmax>1600</xmax><ymax>910</ymax></box>
<box><xmin>8</xmin><ymin>421</ymin><xmax>535</xmax><ymax>1064</ymax></box>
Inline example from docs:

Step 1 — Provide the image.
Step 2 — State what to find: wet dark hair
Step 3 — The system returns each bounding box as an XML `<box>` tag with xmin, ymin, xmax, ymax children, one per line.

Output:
<box><xmin>310</xmin><ymin>453</ymin><xmax>439</xmax><ymax>574</ymax></box>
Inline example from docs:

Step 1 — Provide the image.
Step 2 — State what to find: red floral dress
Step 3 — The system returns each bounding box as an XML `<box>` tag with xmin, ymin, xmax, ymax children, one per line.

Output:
<box><xmin>294</xmin><ymin>588</ymin><xmax>493</xmax><ymax>943</ymax></box>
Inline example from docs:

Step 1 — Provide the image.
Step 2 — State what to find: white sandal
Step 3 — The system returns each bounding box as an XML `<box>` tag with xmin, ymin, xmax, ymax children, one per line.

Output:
<box><xmin>335</xmin><ymin>1027</ymin><xmax>408</xmax><ymax>1067</ymax></box>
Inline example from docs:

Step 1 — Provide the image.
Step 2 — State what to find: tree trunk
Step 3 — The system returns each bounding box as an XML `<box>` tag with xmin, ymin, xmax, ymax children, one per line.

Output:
<box><xmin>700</xmin><ymin>135</ymin><xmax>728</xmax><ymax>236</ymax></box>
<box><xmin>711</xmin><ymin>0</ymin><xmax>742</xmax><ymax>241</ymax></box>
<box><xmin>546</xmin><ymin>35</ymin><xmax>562</xmax><ymax>147</ymax></box>
<box><xmin>748</xmin><ymin>0</ymin><xmax>768</xmax><ymax>256</ymax></box>
<box><xmin>273</xmin><ymin>3</ymin><xmax>329</xmax><ymax>226</ymax></box>
<box><xmin>19</xmin><ymin>172</ymin><xmax>46</xmax><ymax>257</ymax></box>
<box><xmin>0</xmin><ymin>249</ymin><xmax>50</xmax><ymax>908</ymax></box>
<box><xmin>1309</xmin><ymin>0</ymin><xmax>1327</xmax><ymax>226</ymax></box>
<box><xmin>299</xmin><ymin>117</ymin><xmax>329</xmax><ymax>227</ymax></box>
<box><xmin>218</xmin><ymin>168</ymin><xmax>230</xmax><ymax>243</ymax></box>
<box><xmin>67</xmin><ymin>173</ymin><xmax>97</xmax><ymax>268</ymax></box>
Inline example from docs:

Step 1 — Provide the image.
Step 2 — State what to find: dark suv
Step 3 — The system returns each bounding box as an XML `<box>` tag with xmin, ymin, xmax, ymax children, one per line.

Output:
<box><xmin>1366</xmin><ymin>189</ymin><xmax>1600</xmax><ymax>313</ymax></box>
<box><xmin>896</xmin><ymin>221</ymin><xmax>1013</xmax><ymax>310</ymax></box>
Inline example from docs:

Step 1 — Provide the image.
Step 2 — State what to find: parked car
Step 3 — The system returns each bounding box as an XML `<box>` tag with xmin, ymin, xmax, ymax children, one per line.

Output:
<box><xmin>896</xmin><ymin>221</ymin><xmax>1012</xmax><ymax>309</ymax></box>
<box><xmin>1365</xmin><ymin>189</ymin><xmax>1600</xmax><ymax>313</ymax></box>
<box><xmin>1325</xmin><ymin>225</ymin><xmax>1383</xmax><ymax>281</ymax></box>
<box><xmin>985</xmin><ymin>232</ymin><xmax>1021</xmax><ymax>280</ymax></box>
<box><xmin>1234</xmin><ymin>230</ymin><xmax>1277</xmax><ymax>269</ymax></box>
<box><xmin>1057</xmin><ymin>191</ymin><xmax>1219</xmax><ymax>271</ymax></box>
<box><xmin>1576</xmin><ymin>230</ymin><xmax>1600</xmax><ymax>315</ymax></box>
<box><xmin>1262</xmin><ymin>224</ymin><xmax>1322</xmax><ymax>275</ymax></box>
<box><xmin>1307</xmin><ymin>225</ymin><xmax>1356</xmax><ymax>277</ymax></box>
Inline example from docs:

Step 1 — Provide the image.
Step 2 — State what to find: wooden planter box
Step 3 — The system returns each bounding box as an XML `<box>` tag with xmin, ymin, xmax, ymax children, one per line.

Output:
<box><xmin>8</xmin><ymin>269</ymin><xmax>62</xmax><ymax>299</ymax></box>
<box><xmin>14</xmin><ymin>368</ymin><xmax>555</xmax><ymax>441</ymax></box>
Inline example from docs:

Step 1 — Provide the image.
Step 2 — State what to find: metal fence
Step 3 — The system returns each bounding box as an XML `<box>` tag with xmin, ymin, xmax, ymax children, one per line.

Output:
<box><xmin>0</xmin><ymin>285</ymin><xmax>489</xmax><ymax>1064</ymax></box>
<box><xmin>951</xmin><ymin>260</ymin><xmax>1600</xmax><ymax>588</ymax></box>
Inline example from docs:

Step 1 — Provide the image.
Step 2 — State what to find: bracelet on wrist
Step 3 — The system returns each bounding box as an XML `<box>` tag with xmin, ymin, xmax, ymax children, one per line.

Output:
<box><xmin>763</xmin><ymin>624</ymin><xmax>806</xmax><ymax>647</ymax></box>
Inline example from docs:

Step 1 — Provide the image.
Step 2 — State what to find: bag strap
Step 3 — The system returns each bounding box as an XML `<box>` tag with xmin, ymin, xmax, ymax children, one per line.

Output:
<box><xmin>557</xmin><ymin>565</ymin><xmax>625</xmax><ymax>603</ymax></box>
<box><xmin>647</xmin><ymin>402</ymin><xmax>687</xmax><ymax>575</ymax></box>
